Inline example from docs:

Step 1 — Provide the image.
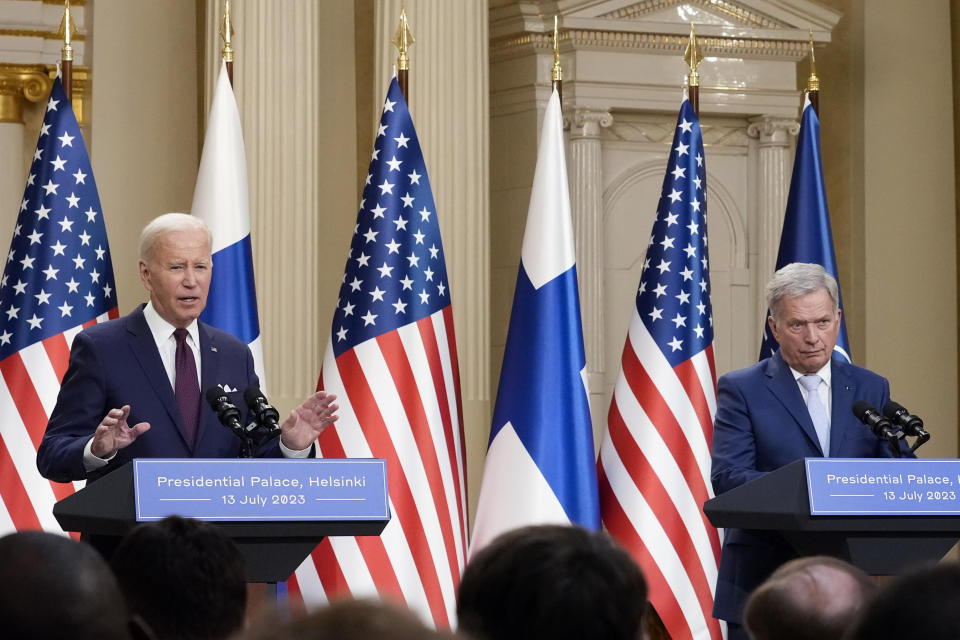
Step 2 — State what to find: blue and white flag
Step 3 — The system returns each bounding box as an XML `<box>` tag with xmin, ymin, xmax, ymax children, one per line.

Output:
<box><xmin>759</xmin><ymin>95</ymin><xmax>850</xmax><ymax>362</ymax></box>
<box><xmin>470</xmin><ymin>89</ymin><xmax>599</xmax><ymax>554</ymax></box>
<box><xmin>191</xmin><ymin>60</ymin><xmax>266</xmax><ymax>386</ymax></box>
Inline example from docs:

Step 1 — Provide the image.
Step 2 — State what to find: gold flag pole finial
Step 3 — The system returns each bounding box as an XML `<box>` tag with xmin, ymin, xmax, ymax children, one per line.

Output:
<box><xmin>552</xmin><ymin>15</ymin><xmax>562</xmax><ymax>83</ymax></box>
<box><xmin>393</xmin><ymin>9</ymin><xmax>415</xmax><ymax>72</ymax></box>
<box><xmin>683</xmin><ymin>23</ymin><xmax>703</xmax><ymax>88</ymax></box>
<box><xmin>58</xmin><ymin>0</ymin><xmax>76</xmax><ymax>62</ymax></box>
<box><xmin>220</xmin><ymin>0</ymin><xmax>235</xmax><ymax>63</ymax></box>
<box><xmin>806</xmin><ymin>28</ymin><xmax>819</xmax><ymax>93</ymax></box>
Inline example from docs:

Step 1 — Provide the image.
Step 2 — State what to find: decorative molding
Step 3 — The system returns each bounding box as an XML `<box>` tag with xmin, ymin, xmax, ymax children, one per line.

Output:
<box><xmin>570</xmin><ymin>108</ymin><xmax>613</xmax><ymax>139</ymax></box>
<box><xmin>603</xmin><ymin>116</ymin><xmax>750</xmax><ymax>147</ymax></box>
<box><xmin>0</xmin><ymin>64</ymin><xmax>50</xmax><ymax>123</ymax></box>
<box><xmin>746</xmin><ymin>115</ymin><xmax>800</xmax><ymax>143</ymax></box>
<box><xmin>0</xmin><ymin>28</ymin><xmax>86</xmax><ymax>41</ymax></box>
<box><xmin>491</xmin><ymin>29</ymin><xmax>812</xmax><ymax>61</ymax></box>
<box><xmin>596</xmin><ymin>0</ymin><xmax>784</xmax><ymax>29</ymax></box>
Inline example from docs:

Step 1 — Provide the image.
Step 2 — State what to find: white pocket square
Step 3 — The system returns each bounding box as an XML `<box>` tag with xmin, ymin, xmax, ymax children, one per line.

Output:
<box><xmin>219</xmin><ymin>384</ymin><xmax>238</xmax><ymax>393</ymax></box>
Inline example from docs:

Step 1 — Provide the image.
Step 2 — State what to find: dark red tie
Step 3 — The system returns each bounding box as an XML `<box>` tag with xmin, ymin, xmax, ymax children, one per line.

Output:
<box><xmin>174</xmin><ymin>328</ymin><xmax>199</xmax><ymax>448</ymax></box>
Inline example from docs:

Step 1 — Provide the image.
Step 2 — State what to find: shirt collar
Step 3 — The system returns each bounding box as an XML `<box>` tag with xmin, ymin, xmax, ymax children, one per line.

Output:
<box><xmin>143</xmin><ymin>301</ymin><xmax>200</xmax><ymax>346</ymax></box>
<box><xmin>789</xmin><ymin>359</ymin><xmax>832</xmax><ymax>387</ymax></box>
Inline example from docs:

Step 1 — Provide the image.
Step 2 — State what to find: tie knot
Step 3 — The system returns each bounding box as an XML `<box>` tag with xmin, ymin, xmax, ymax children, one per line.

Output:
<box><xmin>800</xmin><ymin>374</ymin><xmax>822</xmax><ymax>392</ymax></box>
<box><xmin>173</xmin><ymin>328</ymin><xmax>189</xmax><ymax>345</ymax></box>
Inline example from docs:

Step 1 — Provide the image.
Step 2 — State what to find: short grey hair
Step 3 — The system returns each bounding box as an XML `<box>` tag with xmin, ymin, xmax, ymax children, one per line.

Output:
<box><xmin>139</xmin><ymin>213</ymin><xmax>211</xmax><ymax>262</ymax></box>
<box><xmin>766</xmin><ymin>263</ymin><xmax>839</xmax><ymax>320</ymax></box>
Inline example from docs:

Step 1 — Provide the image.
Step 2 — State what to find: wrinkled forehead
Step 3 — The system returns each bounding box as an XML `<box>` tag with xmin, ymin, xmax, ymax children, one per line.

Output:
<box><xmin>147</xmin><ymin>229</ymin><xmax>212</xmax><ymax>263</ymax></box>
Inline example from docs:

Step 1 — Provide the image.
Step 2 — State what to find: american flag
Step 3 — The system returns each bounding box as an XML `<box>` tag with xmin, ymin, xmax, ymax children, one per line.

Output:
<box><xmin>597</xmin><ymin>98</ymin><xmax>723</xmax><ymax>640</ymax></box>
<box><xmin>289</xmin><ymin>78</ymin><xmax>467</xmax><ymax>627</ymax></box>
<box><xmin>0</xmin><ymin>73</ymin><xmax>118</xmax><ymax>535</ymax></box>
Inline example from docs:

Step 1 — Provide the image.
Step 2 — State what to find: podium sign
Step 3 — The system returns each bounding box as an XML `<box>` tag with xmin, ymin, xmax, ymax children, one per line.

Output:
<box><xmin>134</xmin><ymin>458</ymin><xmax>389</xmax><ymax>522</ymax></box>
<box><xmin>806</xmin><ymin>458</ymin><xmax>960</xmax><ymax>516</ymax></box>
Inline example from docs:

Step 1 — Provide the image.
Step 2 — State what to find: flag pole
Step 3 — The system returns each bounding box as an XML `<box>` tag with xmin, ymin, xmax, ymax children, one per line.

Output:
<box><xmin>393</xmin><ymin>9</ymin><xmax>414</xmax><ymax>103</ymax></box>
<box><xmin>58</xmin><ymin>0</ymin><xmax>75</xmax><ymax>101</ymax></box>
<box><xmin>220</xmin><ymin>0</ymin><xmax>235</xmax><ymax>85</ymax></box>
<box><xmin>684</xmin><ymin>24</ymin><xmax>702</xmax><ymax>117</ymax></box>
<box><xmin>806</xmin><ymin>28</ymin><xmax>819</xmax><ymax>115</ymax></box>
<box><xmin>551</xmin><ymin>15</ymin><xmax>563</xmax><ymax>107</ymax></box>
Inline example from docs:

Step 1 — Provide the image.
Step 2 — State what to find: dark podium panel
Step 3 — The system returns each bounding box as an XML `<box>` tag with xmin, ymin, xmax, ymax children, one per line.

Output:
<box><xmin>54</xmin><ymin>461</ymin><xmax>389</xmax><ymax>583</ymax></box>
<box><xmin>703</xmin><ymin>459</ymin><xmax>960</xmax><ymax>574</ymax></box>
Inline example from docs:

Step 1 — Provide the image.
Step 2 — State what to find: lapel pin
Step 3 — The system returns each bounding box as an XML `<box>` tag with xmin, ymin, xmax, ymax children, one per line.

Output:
<box><xmin>211</xmin><ymin>346</ymin><xmax>218</xmax><ymax>352</ymax></box>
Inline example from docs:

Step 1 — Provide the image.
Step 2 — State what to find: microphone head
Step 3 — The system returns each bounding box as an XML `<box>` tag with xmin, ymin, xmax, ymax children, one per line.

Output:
<box><xmin>852</xmin><ymin>400</ymin><xmax>873</xmax><ymax>420</ymax></box>
<box><xmin>205</xmin><ymin>386</ymin><xmax>228</xmax><ymax>407</ymax></box>
<box><xmin>243</xmin><ymin>386</ymin><xmax>265</xmax><ymax>408</ymax></box>
<box><xmin>883</xmin><ymin>400</ymin><xmax>906</xmax><ymax>419</ymax></box>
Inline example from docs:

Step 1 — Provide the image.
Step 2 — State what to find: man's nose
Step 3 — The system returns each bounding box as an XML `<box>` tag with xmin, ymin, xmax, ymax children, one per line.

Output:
<box><xmin>802</xmin><ymin>323</ymin><xmax>818</xmax><ymax>342</ymax></box>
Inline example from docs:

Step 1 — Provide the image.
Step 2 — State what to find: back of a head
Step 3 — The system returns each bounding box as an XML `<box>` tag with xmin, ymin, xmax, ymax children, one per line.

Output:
<box><xmin>744</xmin><ymin>556</ymin><xmax>876</xmax><ymax>640</ymax></box>
<box><xmin>111</xmin><ymin>516</ymin><xmax>246</xmax><ymax>640</ymax></box>
<box><xmin>844</xmin><ymin>562</ymin><xmax>960</xmax><ymax>640</ymax></box>
<box><xmin>238</xmin><ymin>598</ymin><xmax>458</xmax><ymax>640</ymax></box>
<box><xmin>0</xmin><ymin>530</ymin><xmax>129</xmax><ymax>640</ymax></box>
<box><xmin>456</xmin><ymin>524</ymin><xmax>647</xmax><ymax>640</ymax></box>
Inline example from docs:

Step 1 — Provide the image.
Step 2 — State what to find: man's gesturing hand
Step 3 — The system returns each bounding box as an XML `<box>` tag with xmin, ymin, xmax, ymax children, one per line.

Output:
<box><xmin>90</xmin><ymin>405</ymin><xmax>151</xmax><ymax>459</ymax></box>
<box><xmin>279</xmin><ymin>391</ymin><xmax>339</xmax><ymax>452</ymax></box>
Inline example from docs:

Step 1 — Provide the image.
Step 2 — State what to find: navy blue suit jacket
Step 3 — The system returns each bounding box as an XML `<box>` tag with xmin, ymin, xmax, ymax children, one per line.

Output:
<box><xmin>710</xmin><ymin>351</ymin><xmax>909</xmax><ymax>624</ymax></box>
<box><xmin>37</xmin><ymin>305</ymin><xmax>280</xmax><ymax>483</ymax></box>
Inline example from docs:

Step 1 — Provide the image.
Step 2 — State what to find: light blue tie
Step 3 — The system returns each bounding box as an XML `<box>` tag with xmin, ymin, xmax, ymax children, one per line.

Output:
<box><xmin>800</xmin><ymin>374</ymin><xmax>830</xmax><ymax>456</ymax></box>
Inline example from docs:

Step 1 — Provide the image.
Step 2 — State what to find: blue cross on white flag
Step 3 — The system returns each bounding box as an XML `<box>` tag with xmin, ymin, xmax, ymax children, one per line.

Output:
<box><xmin>471</xmin><ymin>89</ymin><xmax>600</xmax><ymax>555</ymax></box>
<box><xmin>191</xmin><ymin>60</ymin><xmax>266</xmax><ymax>386</ymax></box>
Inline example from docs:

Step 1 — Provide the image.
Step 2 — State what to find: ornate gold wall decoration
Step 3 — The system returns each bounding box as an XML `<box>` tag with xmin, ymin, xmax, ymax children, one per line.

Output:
<box><xmin>0</xmin><ymin>64</ymin><xmax>52</xmax><ymax>123</ymax></box>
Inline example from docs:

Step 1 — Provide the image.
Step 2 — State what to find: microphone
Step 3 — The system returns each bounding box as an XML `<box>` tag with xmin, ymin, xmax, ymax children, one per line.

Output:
<box><xmin>243</xmin><ymin>386</ymin><xmax>281</xmax><ymax>433</ymax></box>
<box><xmin>852</xmin><ymin>401</ymin><xmax>904</xmax><ymax>443</ymax></box>
<box><xmin>205</xmin><ymin>387</ymin><xmax>243</xmax><ymax>434</ymax></box>
<box><xmin>883</xmin><ymin>400</ymin><xmax>930</xmax><ymax>440</ymax></box>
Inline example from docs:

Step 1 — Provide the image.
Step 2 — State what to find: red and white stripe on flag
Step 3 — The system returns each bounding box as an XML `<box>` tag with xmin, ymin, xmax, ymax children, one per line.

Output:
<box><xmin>0</xmin><ymin>311</ymin><xmax>117</xmax><ymax>536</ymax></box>
<box><xmin>289</xmin><ymin>306</ymin><xmax>467</xmax><ymax>628</ymax></box>
<box><xmin>598</xmin><ymin>311</ymin><xmax>724</xmax><ymax>640</ymax></box>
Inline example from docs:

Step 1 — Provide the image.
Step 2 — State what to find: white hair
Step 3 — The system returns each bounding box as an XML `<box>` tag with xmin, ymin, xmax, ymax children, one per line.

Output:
<box><xmin>766</xmin><ymin>263</ymin><xmax>840</xmax><ymax>320</ymax></box>
<box><xmin>139</xmin><ymin>213</ymin><xmax>211</xmax><ymax>261</ymax></box>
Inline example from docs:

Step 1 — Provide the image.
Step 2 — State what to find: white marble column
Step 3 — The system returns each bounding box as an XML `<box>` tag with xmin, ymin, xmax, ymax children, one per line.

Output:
<box><xmin>569</xmin><ymin>107</ymin><xmax>612</xmax><ymax>434</ymax></box>
<box><xmin>374</xmin><ymin>1</ymin><xmax>491</xmax><ymax>520</ymax></box>
<box><xmin>747</xmin><ymin>116</ymin><xmax>798</xmax><ymax>323</ymax></box>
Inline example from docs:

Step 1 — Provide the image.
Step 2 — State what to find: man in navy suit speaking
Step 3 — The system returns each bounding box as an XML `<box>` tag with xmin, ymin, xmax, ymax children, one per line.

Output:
<box><xmin>37</xmin><ymin>213</ymin><xmax>338</xmax><ymax>483</ymax></box>
<box><xmin>710</xmin><ymin>263</ymin><xmax>910</xmax><ymax>639</ymax></box>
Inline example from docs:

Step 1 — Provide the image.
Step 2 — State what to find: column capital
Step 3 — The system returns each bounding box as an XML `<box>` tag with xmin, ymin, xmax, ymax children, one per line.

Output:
<box><xmin>569</xmin><ymin>108</ymin><xmax>613</xmax><ymax>139</ymax></box>
<box><xmin>746</xmin><ymin>115</ymin><xmax>799</xmax><ymax>145</ymax></box>
<box><xmin>0</xmin><ymin>64</ymin><xmax>53</xmax><ymax>123</ymax></box>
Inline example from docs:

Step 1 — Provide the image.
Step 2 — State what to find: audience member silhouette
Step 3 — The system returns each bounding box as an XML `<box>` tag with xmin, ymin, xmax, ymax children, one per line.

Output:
<box><xmin>844</xmin><ymin>561</ymin><xmax>960</xmax><ymax>640</ymax></box>
<box><xmin>456</xmin><ymin>524</ymin><xmax>647</xmax><ymax>640</ymax></box>
<box><xmin>743</xmin><ymin>555</ymin><xmax>875</xmax><ymax>640</ymax></box>
<box><xmin>0</xmin><ymin>530</ymin><xmax>130</xmax><ymax>640</ymax></box>
<box><xmin>111</xmin><ymin>516</ymin><xmax>246</xmax><ymax>640</ymax></box>
<box><xmin>237</xmin><ymin>597</ymin><xmax>458</xmax><ymax>640</ymax></box>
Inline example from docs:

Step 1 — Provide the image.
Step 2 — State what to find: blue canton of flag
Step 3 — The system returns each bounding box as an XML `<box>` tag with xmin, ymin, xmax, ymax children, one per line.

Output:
<box><xmin>759</xmin><ymin>96</ymin><xmax>850</xmax><ymax>362</ymax></box>
<box><xmin>0</xmin><ymin>76</ymin><xmax>117</xmax><ymax>361</ymax></box>
<box><xmin>637</xmin><ymin>100</ymin><xmax>713</xmax><ymax>363</ymax></box>
<box><xmin>332</xmin><ymin>81</ymin><xmax>450</xmax><ymax>352</ymax></box>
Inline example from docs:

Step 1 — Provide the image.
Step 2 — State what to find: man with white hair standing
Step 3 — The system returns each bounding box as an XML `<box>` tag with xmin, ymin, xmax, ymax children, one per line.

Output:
<box><xmin>38</xmin><ymin>213</ymin><xmax>337</xmax><ymax>484</ymax></box>
<box><xmin>710</xmin><ymin>262</ymin><xmax>911</xmax><ymax>640</ymax></box>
